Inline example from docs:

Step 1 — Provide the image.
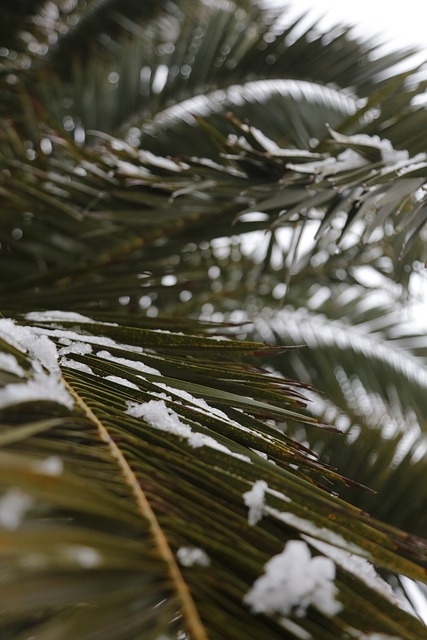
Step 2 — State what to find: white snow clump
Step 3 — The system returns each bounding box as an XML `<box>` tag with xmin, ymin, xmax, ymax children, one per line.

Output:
<box><xmin>125</xmin><ymin>399</ymin><xmax>250</xmax><ymax>462</ymax></box>
<box><xmin>0</xmin><ymin>319</ymin><xmax>73</xmax><ymax>409</ymax></box>
<box><xmin>244</xmin><ymin>540</ymin><xmax>342</xmax><ymax>618</ymax></box>
<box><xmin>177</xmin><ymin>546</ymin><xmax>210</xmax><ymax>568</ymax></box>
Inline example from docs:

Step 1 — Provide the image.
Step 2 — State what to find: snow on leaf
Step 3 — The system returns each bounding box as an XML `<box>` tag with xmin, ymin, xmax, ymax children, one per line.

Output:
<box><xmin>104</xmin><ymin>375</ymin><xmax>139</xmax><ymax>390</ymax></box>
<box><xmin>0</xmin><ymin>319</ymin><xmax>59</xmax><ymax>374</ymax></box>
<box><xmin>243</xmin><ymin>480</ymin><xmax>268</xmax><ymax>526</ymax></box>
<box><xmin>60</xmin><ymin>357</ymin><xmax>94</xmax><ymax>374</ymax></box>
<box><xmin>154</xmin><ymin>383</ymin><xmax>253</xmax><ymax>436</ymax></box>
<box><xmin>287</xmin><ymin>148</ymin><xmax>367</xmax><ymax>176</ymax></box>
<box><xmin>244</xmin><ymin>540</ymin><xmax>342</xmax><ymax>617</ymax></box>
<box><xmin>97</xmin><ymin>350</ymin><xmax>160</xmax><ymax>376</ymax></box>
<box><xmin>176</xmin><ymin>546</ymin><xmax>210</xmax><ymax>568</ymax></box>
<box><xmin>58</xmin><ymin>342</ymin><xmax>93</xmax><ymax>357</ymax></box>
<box><xmin>0</xmin><ymin>488</ymin><xmax>33</xmax><ymax>530</ymax></box>
<box><xmin>125</xmin><ymin>399</ymin><xmax>251</xmax><ymax>462</ymax></box>
<box><xmin>61</xmin><ymin>545</ymin><xmax>103</xmax><ymax>568</ymax></box>
<box><xmin>25</xmin><ymin>311</ymin><xmax>95</xmax><ymax>324</ymax></box>
<box><xmin>0</xmin><ymin>320</ymin><xmax>74</xmax><ymax>409</ymax></box>
<box><xmin>0</xmin><ymin>354</ymin><xmax>25</xmax><ymax>377</ymax></box>
<box><xmin>267</xmin><ymin>506</ymin><xmax>365</xmax><ymax>556</ymax></box>
<box><xmin>305</xmin><ymin>537</ymin><xmax>398</xmax><ymax>605</ymax></box>
<box><xmin>0</xmin><ymin>374</ymin><xmax>73</xmax><ymax>409</ymax></box>
<box><xmin>32</xmin><ymin>456</ymin><xmax>64</xmax><ymax>477</ymax></box>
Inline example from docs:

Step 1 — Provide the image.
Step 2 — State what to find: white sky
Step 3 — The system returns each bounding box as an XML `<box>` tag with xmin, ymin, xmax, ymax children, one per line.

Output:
<box><xmin>280</xmin><ymin>0</ymin><xmax>427</xmax><ymax>61</ymax></box>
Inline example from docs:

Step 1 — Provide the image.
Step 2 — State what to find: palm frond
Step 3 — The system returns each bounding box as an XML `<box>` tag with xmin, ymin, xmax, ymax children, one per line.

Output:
<box><xmin>0</xmin><ymin>312</ymin><xmax>426</xmax><ymax>639</ymax></box>
<box><xmin>5</xmin><ymin>0</ymin><xmax>418</xmax><ymax>136</ymax></box>
<box><xmin>245</xmin><ymin>294</ymin><xmax>427</xmax><ymax>538</ymax></box>
<box><xmin>1</xmin><ymin>115</ymin><xmax>426</xmax><ymax>314</ymax></box>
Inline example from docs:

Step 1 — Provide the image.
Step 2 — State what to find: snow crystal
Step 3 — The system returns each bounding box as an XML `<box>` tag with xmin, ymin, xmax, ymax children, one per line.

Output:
<box><xmin>305</xmin><ymin>537</ymin><xmax>397</xmax><ymax>604</ymax></box>
<box><xmin>104</xmin><ymin>375</ymin><xmax>139</xmax><ymax>390</ymax></box>
<box><xmin>25</xmin><ymin>311</ymin><xmax>94</xmax><ymax>324</ymax></box>
<box><xmin>60</xmin><ymin>357</ymin><xmax>93</xmax><ymax>374</ymax></box>
<box><xmin>0</xmin><ymin>353</ymin><xmax>25</xmax><ymax>377</ymax></box>
<box><xmin>97</xmin><ymin>350</ymin><xmax>160</xmax><ymax>376</ymax></box>
<box><xmin>62</xmin><ymin>545</ymin><xmax>102</xmax><ymax>568</ymax></box>
<box><xmin>125</xmin><ymin>399</ymin><xmax>251</xmax><ymax>462</ymax></box>
<box><xmin>32</xmin><ymin>456</ymin><xmax>63</xmax><ymax>477</ymax></box>
<box><xmin>244</xmin><ymin>540</ymin><xmax>342</xmax><ymax>617</ymax></box>
<box><xmin>0</xmin><ymin>488</ymin><xmax>33</xmax><ymax>530</ymax></box>
<box><xmin>243</xmin><ymin>480</ymin><xmax>268</xmax><ymax>526</ymax></box>
<box><xmin>176</xmin><ymin>546</ymin><xmax>210</xmax><ymax>567</ymax></box>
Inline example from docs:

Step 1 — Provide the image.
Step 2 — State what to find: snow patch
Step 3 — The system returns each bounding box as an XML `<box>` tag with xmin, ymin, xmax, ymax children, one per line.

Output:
<box><xmin>305</xmin><ymin>537</ymin><xmax>398</xmax><ymax>604</ymax></box>
<box><xmin>32</xmin><ymin>456</ymin><xmax>63</xmax><ymax>477</ymax></box>
<box><xmin>0</xmin><ymin>319</ymin><xmax>73</xmax><ymax>409</ymax></box>
<box><xmin>25</xmin><ymin>311</ymin><xmax>94</xmax><ymax>324</ymax></box>
<box><xmin>267</xmin><ymin>507</ymin><xmax>364</xmax><ymax>556</ymax></box>
<box><xmin>34</xmin><ymin>327</ymin><xmax>134</xmax><ymax>351</ymax></box>
<box><xmin>155</xmin><ymin>383</ymin><xmax>252</xmax><ymax>435</ymax></box>
<box><xmin>244</xmin><ymin>540</ymin><xmax>342</xmax><ymax>617</ymax></box>
<box><xmin>0</xmin><ymin>488</ymin><xmax>33</xmax><ymax>530</ymax></box>
<box><xmin>105</xmin><ymin>375</ymin><xmax>139</xmax><ymax>390</ymax></box>
<box><xmin>58</xmin><ymin>342</ymin><xmax>93</xmax><ymax>357</ymax></box>
<box><xmin>177</xmin><ymin>546</ymin><xmax>210</xmax><ymax>568</ymax></box>
<box><xmin>0</xmin><ymin>375</ymin><xmax>73</xmax><ymax>409</ymax></box>
<box><xmin>60</xmin><ymin>357</ymin><xmax>93</xmax><ymax>374</ymax></box>
<box><xmin>62</xmin><ymin>545</ymin><xmax>103</xmax><ymax>568</ymax></box>
<box><xmin>243</xmin><ymin>480</ymin><xmax>292</xmax><ymax>526</ymax></box>
<box><xmin>0</xmin><ymin>354</ymin><xmax>25</xmax><ymax>377</ymax></box>
<box><xmin>249</xmin><ymin>126</ymin><xmax>281</xmax><ymax>153</ymax></box>
<box><xmin>125</xmin><ymin>399</ymin><xmax>251</xmax><ymax>462</ymax></box>
<box><xmin>243</xmin><ymin>480</ymin><xmax>268</xmax><ymax>526</ymax></box>
<box><xmin>97</xmin><ymin>350</ymin><xmax>160</xmax><ymax>376</ymax></box>
<box><xmin>288</xmin><ymin>148</ymin><xmax>367</xmax><ymax>176</ymax></box>
<box><xmin>0</xmin><ymin>319</ymin><xmax>59</xmax><ymax>374</ymax></box>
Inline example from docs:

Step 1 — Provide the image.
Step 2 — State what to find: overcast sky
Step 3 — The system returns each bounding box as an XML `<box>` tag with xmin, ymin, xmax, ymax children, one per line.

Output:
<box><xmin>280</xmin><ymin>0</ymin><xmax>427</xmax><ymax>60</ymax></box>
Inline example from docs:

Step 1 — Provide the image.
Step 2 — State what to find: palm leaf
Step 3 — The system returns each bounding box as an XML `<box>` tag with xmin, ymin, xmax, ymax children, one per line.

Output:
<box><xmin>0</xmin><ymin>312</ymin><xmax>426</xmax><ymax>638</ymax></box>
<box><xmin>5</xmin><ymin>0</ymin><xmax>418</xmax><ymax>136</ymax></box>
<box><xmin>243</xmin><ymin>290</ymin><xmax>427</xmax><ymax>535</ymax></box>
<box><xmin>1</xmin><ymin>114</ymin><xmax>426</xmax><ymax>314</ymax></box>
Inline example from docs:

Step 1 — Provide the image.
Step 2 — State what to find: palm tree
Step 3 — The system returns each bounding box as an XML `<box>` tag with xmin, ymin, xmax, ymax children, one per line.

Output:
<box><xmin>0</xmin><ymin>1</ymin><xmax>426</xmax><ymax>638</ymax></box>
